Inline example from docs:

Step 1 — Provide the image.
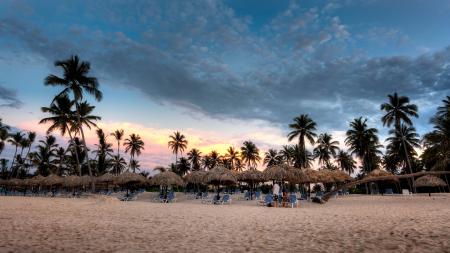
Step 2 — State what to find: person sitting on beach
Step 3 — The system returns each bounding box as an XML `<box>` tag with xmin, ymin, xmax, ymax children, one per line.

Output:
<box><xmin>272</xmin><ymin>182</ymin><xmax>280</xmax><ymax>208</ymax></box>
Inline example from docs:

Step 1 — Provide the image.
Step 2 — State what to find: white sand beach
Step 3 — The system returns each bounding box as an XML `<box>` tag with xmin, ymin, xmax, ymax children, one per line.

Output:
<box><xmin>1</xmin><ymin>194</ymin><xmax>450</xmax><ymax>253</ymax></box>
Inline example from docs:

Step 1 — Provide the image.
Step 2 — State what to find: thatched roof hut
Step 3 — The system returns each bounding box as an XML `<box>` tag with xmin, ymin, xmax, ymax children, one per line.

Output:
<box><xmin>238</xmin><ymin>169</ymin><xmax>265</xmax><ymax>183</ymax></box>
<box><xmin>263</xmin><ymin>165</ymin><xmax>295</xmax><ymax>182</ymax></box>
<box><xmin>115</xmin><ymin>172</ymin><xmax>147</xmax><ymax>185</ymax></box>
<box><xmin>97</xmin><ymin>173</ymin><xmax>115</xmax><ymax>183</ymax></box>
<box><xmin>330</xmin><ymin>170</ymin><xmax>353</xmax><ymax>183</ymax></box>
<box><xmin>150</xmin><ymin>171</ymin><xmax>184</xmax><ymax>187</ymax></box>
<box><xmin>5</xmin><ymin>178</ymin><xmax>23</xmax><ymax>187</ymax></box>
<box><xmin>80</xmin><ymin>175</ymin><xmax>96</xmax><ymax>186</ymax></box>
<box><xmin>414</xmin><ymin>175</ymin><xmax>447</xmax><ymax>188</ymax></box>
<box><xmin>63</xmin><ymin>175</ymin><xmax>82</xmax><ymax>187</ymax></box>
<box><xmin>0</xmin><ymin>178</ymin><xmax>5</xmax><ymax>186</ymax></box>
<box><xmin>204</xmin><ymin>165</ymin><xmax>237</xmax><ymax>185</ymax></box>
<box><xmin>184</xmin><ymin>170</ymin><xmax>207</xmax><ymax>184</ymax></box>
<box><xmin>42</xmin><ymin>174</ymin><xmax>64</xmax><ymax>186</ymax></box>
<box><xmin>291</xmin><ymin>168</ymin><xmax>320</xmax><ymax>183</ymax></box>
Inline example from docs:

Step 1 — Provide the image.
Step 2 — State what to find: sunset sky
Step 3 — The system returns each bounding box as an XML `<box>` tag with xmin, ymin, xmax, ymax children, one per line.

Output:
<box><xmin>1</xmin><ymin>0</ymin><xmax>450</xmax><ymax>171</ymax></box>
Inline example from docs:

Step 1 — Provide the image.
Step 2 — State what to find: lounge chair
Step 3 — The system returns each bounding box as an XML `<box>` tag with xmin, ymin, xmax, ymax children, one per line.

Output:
<box><xmin>316</xmin><ymin>191</ymin><xmax>323</xmax><ymax>197</ymax></box>
<box><xmin>289</xmin><ymin>194</ymin><xmax>298</xmax><ymax>208</ymax></box>
<box><xmin>258</xmin><ymin>194</ymin><xmax>273</xmax><ymax>206</ymax></box>
<box><xmin>218</xmin><ymin>194</ymin><xmax>231</xmax><ymax>205</ymax></box>
<box><xmin>164</xmin><ymin>192</ymin><xmax>177</xmax><ymax>203</ymax></box>
<box><xmin>385</xmin><ymin>188</ymin><xmax>394</xmax><ymax>194</ymax></box>
<box><xmin>201</xmin><ymin>194</ymin><xmax>217</xmax><ymax>204</ymax></box>
<box><xmin>244</xmin><ymin>191</ymin><xmax>250</xmax><ymax>200</ymax></box>
<box><xmin>255</xmin><ymin>191</ymin><xmax>261</xmax><ymax>200</ymax></box>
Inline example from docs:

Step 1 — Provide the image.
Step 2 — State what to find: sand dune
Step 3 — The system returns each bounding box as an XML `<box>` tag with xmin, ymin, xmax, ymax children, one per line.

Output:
<box><xmin>1</xmin><ymin>194</ymin><xmax>450</xmax><ymax>252</ymax></box>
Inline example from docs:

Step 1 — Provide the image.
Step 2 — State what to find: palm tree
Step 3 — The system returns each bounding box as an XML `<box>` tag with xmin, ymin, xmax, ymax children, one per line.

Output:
<box><xmin>0</xmin><ymin>119</ymin><xmax>10</xmax><ymax>157</ymax></box>
<box><xmin>287</xmin><ymin>114</ymin><xmax>317</xmax><ymax>167</ymax></box>
<box><xmin>201</xmin><ymin>154</ymin><xmax>213</xmax><ymax>170</ymax></box>
<box><xmin>345</xmin><ymin>117</ymin><xmax>382</xmax><ymax>173</ymax></box>
<box><xmin>174</xmin><ymin>157</ymin><xmax>190</xmax><ymax>176</ymax></box>
<box><xmin>23</xmin><ymin>132</ymin><xmax>36</xmax><ymax>167</ymax></box>
<box><xmin>31</xmin><ymin>135</ymin><xmax>59</xmax><ymax>176</ymax></box>
<box><xmin>263</xmin><ymin>149</ymin><xmax>281</xmax><ymax>167</ymax></box>
<box><xmin>225</xmin><ymin>146</ymin><xmax>240</xmax><ymax>171</ymax></box>
<box><xmin>292</xmin><ymin>144</ymin><xmax>313</xmax><ymax>168</ymax></box>
<box><xmin>386</xmin><ymin>124</ymin><xmax>420</xmax><ymax>172</ymax></box>
<box><xmin>94</xmin><ymin>129</ymin><xmax>113</xmax><ymax>175</ymax></box>
<box><xmin>45</xmin><ymin>55</ymin><xmax>102</xmax><ymax>188</ymax></box>
<box><xmin>40</xmin><ymin>94</ymin><xmax>81</xmax><ymax>174</ymax></box>
<box><xmin>129</xmin><ymin>159</ymin><xmax>140</xmax><ymax>173</ymax></box>
<box><xmin>110</xmin><ymin>155</ymin><xmax>127</xmax><ymax>175</ymax></box>
<box><xmin>381</xmin><ymin>93</ymin><xmax>419</xmax><ymax>130</ymax></box>
<box><xmin>54</xmin><ymin>147</ymin><xmax>67</xmax><ymax>175</ymax></box>
<box><xmin>111</xmin><ymin>129</ymin><xmax>125</xmax><ymax>157</ymax></box>
<box><xmin>209</xmin><ymin>150</ymin><xmax>221</xmax><ymax>167</ymax></box>
<box><xmin>279</xmin><ymin>145</ymin><xmax>294</xmax><ymax>166</ymax></box>
<box><xmin>436</xmin><ymin>96</ymin><xmax>450</xmax><ymax>120</ymax></box>
<box><xmin>336</xmin><ymin>150</ymin><xmax>356</xmax><ymax>175</ymax></box>
<box><xmin>313</xmin><ymin>133</ymin><xmax>339</xmax><ymax>166</ymax></box>
<box><xmin>168</xmin><ymin>131</ymin><xmax>188</xmax><ymax>164</ymax></box>
<box><xmin>8</xmin><ymin>132</ymin><xmax>23</xmax><ymax>176</ymax></box>
<box><xmin>124</xmin><ymin>134</ymin><xmax>145</xmax><ymax>171</ymax></box>
<box><xmin>240</xmin><ymin>141</ymin><xmax>261</xmax><ymax>169</ymax></box>
<box><xmin>187</xmin><ymin>148</ymin><xmax>202</xmax><ymax>171</ymax></box>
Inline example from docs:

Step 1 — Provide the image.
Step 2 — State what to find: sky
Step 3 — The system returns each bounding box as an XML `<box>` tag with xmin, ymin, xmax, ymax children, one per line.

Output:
<box><xmin>1</xmin><ymin>0</ymin><xmax>450</xmax><ymax>171</ymax></box>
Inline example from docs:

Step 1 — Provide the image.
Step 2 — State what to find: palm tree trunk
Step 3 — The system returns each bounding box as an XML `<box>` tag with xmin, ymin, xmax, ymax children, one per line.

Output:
<box><xmin>79</xmin><ymin>122</ymin><xmax>94</xmax><ymax>191</ymax></box>
<box><xmin>66</xmin><ymin>125</ymin><xmax>81</xmax><ymax>176</ymax></box>
<box><xmin>9</xmin><ymin>145</ymin><xmax>18</xmax><ymax>178</ymax></box>
<box><xmin>401</xmin><ymin>138</ymin><xmax>415</xmax><ymax>193</ymax></box>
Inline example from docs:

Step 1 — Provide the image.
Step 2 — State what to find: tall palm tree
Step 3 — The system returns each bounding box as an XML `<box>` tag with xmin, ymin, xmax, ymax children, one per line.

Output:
<box><xmin>263</xmin><ymin>149</ymin><xmax>281</xmax><ymax>167</ymax></box>
<box><xmin>129</xmin><ymin>159</ymin><xmax>140</xmax><ymax>173</ymax></box>
<box><xmin>287</xmin><ymin>114</ymin><xmax>317</xmax><ymax>167</ymax></box>
<box><xmin>225</xmin><ymin>146</ymin><xmax>240</xmax><ymax>171</ymax></box>
<box><xmin>54</xmin><ymin>147</ymin><xmax>67</xmax><ymax>176</ymax></box>
<box><xmin>94</xmin><ymin>129</ymin><xmax>113</xmax><ymax>175</ymax></box>
<box><xmin>187</xmin><ymin>148</ymin><xmax>202</xmax><ymax>171</ymax></box>
<box><xmin>45</xmin><ymin>55</ymin><xmax>102</xmax><ymax>188</ymax></box>
<box><xmin>336</xmin><ymin>150</ymin><xmax>356</xmax><ymax>175</ymax></box>
<box><xmin>31</xmin><ymin>135</ymin><xmax>59</xmax><ymax>176</ymax></box>
<box><xmin>8</xmin><ymin>132</ymin><xmax>23</xmax><ymax>176</ymax></box>
<box><xmin>23</xmin><ymin>132</ymin><xmax>36</xmax><ymax>167</ymax></box>
<box><xmin>124</xmin><ymin>134</ymin><xmax>145</xmax><ymax>170</ymax></box>
<box><xmin>168</xmin><ymin>131</ymin><xmax>188</xmax><ymax>164</ymax></box>
<box><xmin>173</xmin><ymin>157</ymin><xmax>190</xmax><ymax>176</ymax></box>
<box><xmin>422</xmin><ymin>116</ymin><xmax>450</xmax><ymax>171</ymax></box>
<box><xmin>381</xmin><ymin>93</ymin><xmax>419</xmax><ymax>130</ymax></box>
<box><xmin>201</xmin><ymin>154</ymin><xmax>213</xmax><ymax>170</ymax></box>
<box><xmin>111</xmin><ymin>129</ymin><xmax>125</xmax><ymax>157</ymax></box>
<box><xmin>292</xmin><ymin>144</ymin><xmax>313</xmax><ymax>168</ymax></box>
<box><xmin>209</xmin><ymin>150</ymin><xmax>221</xmax><ymax>168</ymax></box>
<box><xmin>240</xmin><ymin>141</ymin><xmax>261</xmax><ymax>169</ymax></box>
<box><xmin>313</xmin><ymin>133</ymin><xmax>339</xmax><ymax>166</ymax></box>
<box><xmin>40</xmin><ymin>94</ymin><xmax>81</xmax><ymax>174</ymax></box>
<box><xmin>436</xmin><ymin>96</ymin><xmax>450</xmax><ymax>120</ymax></box>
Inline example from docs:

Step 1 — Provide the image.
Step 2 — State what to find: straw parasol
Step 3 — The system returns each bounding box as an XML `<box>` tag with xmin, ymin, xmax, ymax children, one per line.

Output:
<box><xmin>29</xmin><ymin>175</ymin><xmax>46</xmax><ymax>187</ymax></box>
<box><xmin>184</xmin><ymin>170</ymin><xmax>207</xmax><ymax>185</ymax></box>
<box><xmin>115</xmin><ymin>171</ymin><xmax>146</xmax><ymax>185</ymax></box>
<box><xmin>366</xmin><ymin>169</ymin><xmax>398</xmax><ymax>181</ymax></box>
<box><xmin>263</xmin><ymin>165</ymin><xmax>295</xmax><ymax>182</ymax></box>
<box><xmin>414</xmin><ymin>175</ymin><xmax>447</xmax><ymax>188</ymax></box>
<box><xmin>0</xmin><ymin>178</ymin><xmax>5</xmax><ymax>186</ymax></box>
<box><xmin>42</xmin><ymin>174</ymin><xmax>64</xmax><ymax>186</ymax></box>
<box><xmin>204</xmin><ymin>165</ymin><xmax>237</xmax><ymax>198</ymax></box>
<box><xmin>329</xmin><ymin>170</ymin><xmax>353</xmax><ymax>183</ymax></box>
<box><xmin>80</xmin><ymin>175</ymin><xmax>96</xmax><ymax>187</ymax></box>
<box><xmin>238</xmin><ymin>169</ymin><xmax>265</xmax><ymax>200</ymax></box>
<box><xmin>150</xmin><ymin>171</ymin><xmax>184</xmax><ymax>187</ymax></box>
<box><xmin>204</xmin><ymin>165</ymin><xmax>237</xmax><ymax>185</ymax></box>
<box><xmin>5</xmin><ymin>178</ymin><xmax>23</xmax><ymax>187</ymax></box>
<box><xmin>63</xmin><ymin>175</ymin><xmax>82</xmax><ymax>188</ymax></box>
<box><xmin>97</xmin><ymin>173</ymin><xmax>116</xmax><ymax>183</ymax></box>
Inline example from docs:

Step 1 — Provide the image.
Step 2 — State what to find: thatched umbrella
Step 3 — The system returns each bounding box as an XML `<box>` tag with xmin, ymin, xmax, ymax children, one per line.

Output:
<box><xmin>150</xmin><ymin>171</ymin><xmax>184</xmax><ymax>199</ymax></box>
<box><xmin>327</xmin><ymin>170</ymin><xmax>353</xmax><ymax>183</ymax></box>
<box><xmin>29</xmin><ymin>175</ymin><xmax>45</xmax><ymax>187</ymax></box>
<box><xmin>263</xmin><ymin>165</ymin><xmax>295</xmax><ymax>182</ymax></box>
<box><xmin>204</xmin><ymin>165</ymin><xmax>237</xmax><ymax>198</ymax></box>
<box><xmin>115</xmin><ymin>172</ymin><xmax>146</xmax><ymax>195</ymax></box>
<box><xmin>63</xmin><ymin>175</ymin><xmax>82</xmax><ymax>188</ymax></box>
<box><xmin>97</xmin><ymin>173</ymin><xmax>116</xmax><ymax>190</ymax></box>
<box><xmin>80</xmin><ymin>175</ymin><xmax>96</xmax><ymax>188</ymax></box>
<box><xmin>184</xmin><ymin>170</ymin><xmax>207</xmax><ymax>185</ymax></box>
<box><xmin>238</xmin><ymin>169</ymin><xmax>265</xmax><ymax>200</ymax></box>
<box><xmin>365</xmin><ymin>169</ymin><xmax>399</xmax><ymax>195</ymax></box>
<box><xmin>414</xmin><ymin>175</ymin><xmax>448</xmax><ymax>196</ymax></box>
<box><xmin>42</xmin><ymin>174</ymin><xmax>64</xmax><ymax>186</ymax></box>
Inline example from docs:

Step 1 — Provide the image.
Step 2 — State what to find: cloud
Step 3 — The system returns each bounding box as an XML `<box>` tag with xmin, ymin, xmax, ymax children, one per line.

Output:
<box><xmin>0</xmin><ymin>85</ymin><xmax>23</xmax><ymax>108</ymax></box>
<box><xmin>0</xmin><ymin>0</ymin><xmax>449</xmax><ymax>136</ymax></box>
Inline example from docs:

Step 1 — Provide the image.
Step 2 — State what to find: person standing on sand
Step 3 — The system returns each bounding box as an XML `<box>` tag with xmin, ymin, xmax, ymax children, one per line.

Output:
<box><xmin>272</xmin><ymin>182</ymin><xmax>280</xmax><ymax>207</ymax></box>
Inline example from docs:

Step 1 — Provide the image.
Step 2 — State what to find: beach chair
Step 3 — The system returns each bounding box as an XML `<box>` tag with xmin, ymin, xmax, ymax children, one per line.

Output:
<box><xmin>244</xmin><ymin>191</ymin><xmax>250</xmax><ymax>200</ymax></box>
<box><xmin>402</xmin><ymin>189</ymin><xmax>411</xmax><ymax>196</ymax></box>
<box><xmin>255</xmin><ymin>191</ymin><xmax>261</xmax><ymax>200</ymax></box>
<box><xmin>316</xmin><ymin>191</ymin><xmax>323</xmax><ymax>198</ymax></box>
<box><xmin>385</xmin><ymin>188</ymin><xmax>394</xmax><ymax>195</ymax></box>
<box><xmin>258</xmin><ymin>194</ymin><xmax>273</xmax><ymax>206</ymax></box>
<box><xmin>164</xmin><ymin>192</ymin><xmax>177</xmax><ymax>203</ymax></box>
<box><xmin>289</xmin><ymin>194</ymin><xmax>298</xmax><ymax>208</ymax></box>
<box><xmin>201</xmin><ymin>194</ymin><xmax>215</xmax><ymax>204</ymax></box>
<box><xmin>218</xmin><ymin>194</ymin><xmax>231</xmax><ymax>205</ymax></box>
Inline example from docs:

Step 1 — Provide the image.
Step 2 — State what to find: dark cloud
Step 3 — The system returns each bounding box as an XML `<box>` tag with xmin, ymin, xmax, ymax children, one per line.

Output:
<box><xmin>0</xmin><ymin>85</ymin><xmax>22</xmax><ymax>108</ymax></box>
<box><xmin>0</xmin><ymin>0</ymin><xmax>449</xmax><ymax>134</ymax></box>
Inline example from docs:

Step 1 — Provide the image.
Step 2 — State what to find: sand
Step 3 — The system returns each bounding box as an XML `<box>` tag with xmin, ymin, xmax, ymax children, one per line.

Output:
<box><xmin>1</xmin><ymin>193</ymin><xmax>450</xmax><ymax>253</ymax></box>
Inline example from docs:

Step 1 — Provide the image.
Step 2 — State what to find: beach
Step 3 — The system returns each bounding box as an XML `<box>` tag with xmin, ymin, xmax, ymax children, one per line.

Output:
<box><xmin>1</xmin><ymin>194</ymin><xmax>450</xmax><ymax>253</ymax></box>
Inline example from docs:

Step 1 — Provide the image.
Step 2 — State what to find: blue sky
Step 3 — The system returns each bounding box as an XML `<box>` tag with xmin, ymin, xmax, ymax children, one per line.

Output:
<box><xmin>1</xmin><ymin>0</ymin><xmax>450</xmax><ymax>168</ymax></box>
